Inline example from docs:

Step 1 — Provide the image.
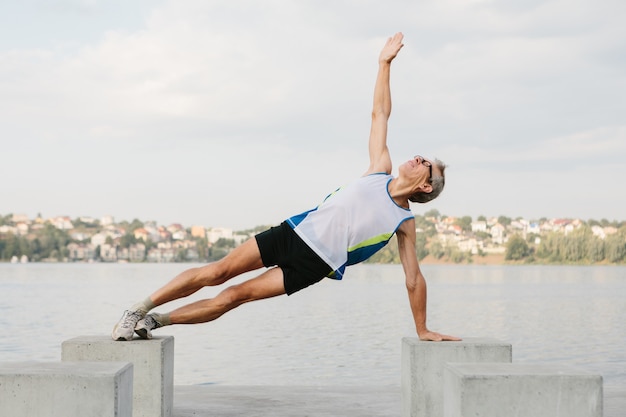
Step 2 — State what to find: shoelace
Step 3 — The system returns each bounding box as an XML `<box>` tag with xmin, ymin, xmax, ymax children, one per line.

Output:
<box><xmin>145</xmin><ymin>315</ymin><xmax>162</xmax><ymax>329</ymax></box>
<box><xmin>121</xmin><ymin>311</ymin><xmax>142</xmax><ymax>328</ymax></box>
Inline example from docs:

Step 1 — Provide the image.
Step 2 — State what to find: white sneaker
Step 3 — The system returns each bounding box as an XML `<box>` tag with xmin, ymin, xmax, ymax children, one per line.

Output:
<box><xmin>134</xmin><ymin>314</ymin><xmax>163</xmax><ymax>340</ymax></box>
<box><xmin>111</xmin><ymin>310</ymin><xmax>145</xmax><ymax>341</ymax></box>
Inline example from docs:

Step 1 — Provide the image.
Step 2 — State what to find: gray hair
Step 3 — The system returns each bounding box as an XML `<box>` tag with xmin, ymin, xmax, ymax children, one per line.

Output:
<box><xmin>409</xmin><ymin>158</ymin><xmax>446</xmax><ymax>204</ymax></box>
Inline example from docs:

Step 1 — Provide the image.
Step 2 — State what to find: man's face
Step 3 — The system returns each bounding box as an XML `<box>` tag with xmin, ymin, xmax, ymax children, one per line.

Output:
<box><xmin>413</xmin><ymin>155</ymin><xmax>432</xmax><ymax>182</ymax></box>
<box><xmin>402</xmin><ymin>155</ymin><xmax>433</xmax><ymax>184</ymax></box>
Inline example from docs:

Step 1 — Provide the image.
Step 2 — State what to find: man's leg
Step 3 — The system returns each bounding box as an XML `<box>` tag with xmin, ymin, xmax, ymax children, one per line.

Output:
<box><xmin>134</xmin><ymin>267</ymin><xmax>285</xmax><ymax>338</ymax></box>
<box><xmin>149</xmin><ymin>237</ymin><xmax>265</xmax><ymax>307</ymax></box>
<box><xmin>112</xmin><ymin>237</ymin><xmax>266</xmax><ymax>340</ymax></box>
<box><xmin>169</xmin><ymin>266</ymin><xmax>285</xmax><ymax>324</ymax></box>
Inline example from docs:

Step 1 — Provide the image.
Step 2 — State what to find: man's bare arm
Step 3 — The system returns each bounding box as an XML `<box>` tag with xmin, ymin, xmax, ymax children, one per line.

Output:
<box><xmin>366</xmin><ymin>32</ymin><xmax>404</xmax><ymax>176</ymax></box>
<box><xmin>397</xmin><ymin>220</ymin><xmax>461</xmax><ymax>341</ymax></box>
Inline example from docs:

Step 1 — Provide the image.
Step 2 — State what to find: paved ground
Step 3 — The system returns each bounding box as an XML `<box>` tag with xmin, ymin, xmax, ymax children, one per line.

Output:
<box><xmin>173</xmin><ymin>385</ymin><xmax>625</xmax><ymax>417</ymax></box>
<box><xmin>173</xmin><ymin>385</ymin><xmax>400</xmax><ymax>417</ymax></box>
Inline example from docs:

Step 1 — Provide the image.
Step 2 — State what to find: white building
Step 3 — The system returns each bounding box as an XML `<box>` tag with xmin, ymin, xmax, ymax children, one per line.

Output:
<box><xmin>67</xmin><ymin>243</ymin><xmax>96</xmax><ymax>261</ymax></box>
<box><xmin>50</xmin><ymin>216</ymin><xmax>73</xmax><ymax>230</ymax></box>
<box><xmin>147</xmin><ymin>247</ymin><xmax>176</xmax><ymax>262</ymax></box>
<box><xmin>457</xmin><ymin>237</ymin><xmax>484</xmax><ymax>254</ymax></box>
<box><xmin>100</xmin><ymin>244</ymin><xmax>117</xmax><ymax>262</ymax></box>
<box><xmin>527</xmin><ymin>222</ymin><xmax>541</xmax><ymax>235</ymax></box>
<box><xmin>471</xmin><ymin>221</ymin><xmax>487</xmax><ymax>233</ymax></box>
<box><xmin>11</xmin><ymin>214</ymin><xmax>29</xmax><ymax>223</ymax></box>
<box><xmin>16</xmin><ymin>222</ymin><xmax>30</xmax><ymax>235</ymax></box>
<box><xmin>490</xmin><ymin>224</ymin><xmax>506</xmax><ymax>245</ymax></box>
<box><xmin>172</xmin><ymin>230</ymin><xmax>187</xmax><ymax>241</ymax></box>
<box><xmin>100</xmin><ymin>215</ymin><xmax>115</xmax><ymax>226</ymax></box>
<box><xmin>207</xmin><ymin>227</ymin><xmax>233</xmax><ymax>244</ymax></box>
<box><xmin>90</xmin><ymin>232</ymin><xmax>108</xmax><ymax>247</ymax></box>
<box><xmin>0</xmin><ymin>225</ymin><xmax>18</xmax><ymax>235</ymax></box>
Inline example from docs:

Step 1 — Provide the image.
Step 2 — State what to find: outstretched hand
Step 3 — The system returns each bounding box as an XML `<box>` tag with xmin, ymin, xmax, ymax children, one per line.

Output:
<box><xmin>379</xmin><ymin>32</ymin><xmax>404</xmax><ymax>64</ymax></box>
<box><xmin>419</xmin><ymin>330</ymin><xmax>462</xmax><ymax>342</ymax></box>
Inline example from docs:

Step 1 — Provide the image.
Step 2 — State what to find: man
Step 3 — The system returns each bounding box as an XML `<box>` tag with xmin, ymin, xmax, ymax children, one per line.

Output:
<box><xmin>112</xmin><ymin>32</ymin><xmax>460</xmax><ymax>343</ymax></box>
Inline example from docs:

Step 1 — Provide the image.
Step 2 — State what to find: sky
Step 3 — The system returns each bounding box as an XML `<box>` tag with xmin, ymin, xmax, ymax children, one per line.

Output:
<box><xmin>1</xmin><ymin>0</ymin><xmax>625</xmax><ymax>230</ymax></box>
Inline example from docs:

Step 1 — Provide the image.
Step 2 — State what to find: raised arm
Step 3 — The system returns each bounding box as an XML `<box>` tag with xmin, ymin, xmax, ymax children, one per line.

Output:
<box><xmin>365</xmin><ymin>32</ymin><xmax>404</xmax><ymax>176</ymax></box>
<box><xmin>396</xmin><ymin>219</ymin><xmax>461</xmax><ymax>341</ymax></box>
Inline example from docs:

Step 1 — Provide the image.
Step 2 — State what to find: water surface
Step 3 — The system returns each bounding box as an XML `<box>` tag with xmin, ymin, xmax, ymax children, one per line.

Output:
<box><xmin>1</xmin><ymin>263</ymin><xmax>624</xmax><ymax>388</ymax></box>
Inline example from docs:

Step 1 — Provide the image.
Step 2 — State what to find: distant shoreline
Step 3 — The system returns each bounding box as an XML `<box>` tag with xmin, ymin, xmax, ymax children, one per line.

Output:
<box><xmin>420</xmin><ymin>253</ymin><xmax>506</xmax><ymax>265</ymax></box>
<box><xmin>419</xmin><ymin>254</ymin><xmax>624</xmax><ymax>266</ymax></box>
<box><xmin>4</xmin><ymin>254</ymin><xmax>624</xmax><ymax>266</ymax></box>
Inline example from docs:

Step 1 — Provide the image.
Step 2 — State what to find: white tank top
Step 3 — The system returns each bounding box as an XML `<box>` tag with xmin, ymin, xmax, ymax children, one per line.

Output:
<box><xmin>287</xmin><ymin>173</ymin><xmax>413</xmax><ymax>279</ymax></box>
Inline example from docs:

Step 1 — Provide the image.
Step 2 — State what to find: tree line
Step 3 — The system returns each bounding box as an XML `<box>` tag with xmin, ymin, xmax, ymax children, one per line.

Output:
<box><xmin>366</xmin><ymin>217</ymin><xmax>626</xmax><ymax>265</ymax></box>
<box><xmin>0</xmin><ymin>218</ymin><xmax>240</xmax><ymax>262</ymax></box>
<box><xmin>1</xmin><ymin>224</ymin><xmax>72</xmax><ymax>262</ymax></box>
<box><xmin>1</xmin><ymin>213</ymin><xmax>625</xmax><ymax>264</ymax></box>
<box><xmin>506</xmin><ymin>226</ymin><xmax>626</xmax><ymax>264</ymax></box>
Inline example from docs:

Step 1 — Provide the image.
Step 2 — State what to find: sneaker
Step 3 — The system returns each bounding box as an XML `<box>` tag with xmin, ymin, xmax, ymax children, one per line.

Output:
<box><xmin>134</xmin><ymin>314</ymin><xmax>163</xmax><ymax>340</ymax></box>
<box><xmin>111</xmin><ymin>310</ymin><xmax>145</xmax><ymax>341</ymax></box>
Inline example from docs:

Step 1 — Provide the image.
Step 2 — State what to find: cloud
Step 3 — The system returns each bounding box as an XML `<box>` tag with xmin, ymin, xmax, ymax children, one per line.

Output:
<box><xmin>1</xmin><ymin>0</ymin><xmax>625</xmax><ymax>227</ymax></box>
<box><xmin>439</xmin><ymin>125</ymin><xmax>626</xmax><ymax>167</ymax></box>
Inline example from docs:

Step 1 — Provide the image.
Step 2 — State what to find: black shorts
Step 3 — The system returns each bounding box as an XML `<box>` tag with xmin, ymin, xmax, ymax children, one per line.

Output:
<box><xmin>255</xmin><ymin>222</ymin><xmax>333</xmax><ymax>295</ymax></box>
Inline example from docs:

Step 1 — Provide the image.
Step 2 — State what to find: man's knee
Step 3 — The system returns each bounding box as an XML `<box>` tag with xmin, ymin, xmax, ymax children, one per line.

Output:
<box><xmin>218</xmin><ymin>285</ymin><xmax>250</xmax><ymax>310</ymax></box>
<box><xmin>195</xmin><ymin>261</ymin><xmax>232</xmax><ymax>286</ymax></box>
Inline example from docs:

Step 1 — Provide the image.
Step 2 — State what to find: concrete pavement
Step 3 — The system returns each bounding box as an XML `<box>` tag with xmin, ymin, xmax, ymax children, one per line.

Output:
<box><xmin>173</xmin><ymin>385</ymin><xmax>626</xmax><ymax>417</ymax></box>
<box><xmin>173</xmin><ymin>385</ymin><xmax>400</xmax><ymax>417</ymax></box>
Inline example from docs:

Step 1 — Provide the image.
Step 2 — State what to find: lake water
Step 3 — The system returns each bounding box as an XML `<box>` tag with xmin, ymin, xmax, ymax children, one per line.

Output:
<box><xmin>1</xmin><ymin>263</ymin><xmax>624</xmax><ymax>389</ymax></box>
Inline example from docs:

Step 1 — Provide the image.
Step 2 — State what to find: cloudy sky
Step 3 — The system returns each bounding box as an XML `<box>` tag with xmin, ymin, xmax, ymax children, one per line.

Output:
<box><xmin>1</xmin><ymin>0</ymin><xmax>625</xmax><ymax>230</ymax></box>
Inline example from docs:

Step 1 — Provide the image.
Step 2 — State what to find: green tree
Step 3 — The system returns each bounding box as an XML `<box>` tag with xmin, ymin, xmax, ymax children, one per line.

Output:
<box><xmin>587</xmin><ymin>237</ymin><xmax>605</xmax><ymax>263</ymax></box>
<box><xmin>587</xmin><ymin>219</ymin><xmax>601</xmax><ymax>227</ymax></box>
<box><xmin>18</xmin><ymin>237</ymin><xmax>32</xmax><ymax>260</ymax></box>
<box><xmin>37</xmin><ymin>224</ymin><xmax>72</xmax><ymax>260</ymax></box>
<box><xmin>214</xmin><ymin>238</ymin><xmax>236</xmax><ymax>249</ymax></box>
<box><xmin>0</xmin><ymin>213</ymin><xmax>12</xmax><ymax>226</ymax></box>
<box><xmin>498</xmin><ymin>216</ymin><xmax>512</xmax><ymax>227</ymax></box>
<box><xmin>208</xmin><ymin>247</ymin><xmax>229</xmax><ymax>261</ymax></box>
<box><xmin>1</xmin><ymin>233</ymin><xmax>19</xmax><ymax>260</ymax></box>
<box><xmin>424</xmin><ymin>209</ymin><xmax>440</xmax><ymax>219</ymax></box>
<box><xmin>445</xmin><ymin>245</ymin><xmax>470</xmax><ymax>263</ymax></box>
<box><xmin>415</xmin><ymin>233</ymin><xmax>429</xmax><ymax>260</ymax></box>
<box><xmin>175</xmin><ymin>249</ymin><xmax>187</xmax><ymax>262</ymax></box>
<box><xmin>414</xmin><ymin>215</ymin><xmax>437</xmax><ymax>237</ymax></box>
<box><xmin>526</xmin><ymin>233</ymin><xmax>540</xmax><ymax>244</ymax></box>
<box><xmin>30</xmin><ymin>238</ymin><xmax>43</xmax><ymax>262</ymax></box>
<box><xmin>535</xmin><ymin>232</ymin><xmax>562</xmax><ymax>262</ymax></box>
<box><xmin>119</xmin><ymin>233</ymin><xmax>137</xmax><ymax>249</ymax></box>
<box><xmin>193</xmin><ymin>237</ymin><xmax>209</xmax><ymax>262</ymax></box>
<box><xmin>505</xmin><ymin>234</ymin><xmax>530</xmax><ymax>261</ymax></box>
<box><xmin>72</xmin><ymin>217</ymin><xmax>99</xmax><ymax>230</ymax></box>
<box><xmin>127</xmin><ymin>219</ymin><xmax>144</xmax><ymax>233</ymax></box>
<box><xmin>605</xmin><ymin>233</ymin><xmax>625</xmax><ymax>263</ymax></box>
<box><xmin>562</xmin><ymin>227</ymin><xmax>589</xmax><ymax>262</ymax></box>
<box><xmin>429</xmin><ymin>240</ymin><xmax>445</xmax><ymax>260</ymax></box>
<box><xmin>237</xmin><ymin>225</ymin><xmax>273</xmax><ymax>235</ymax></box>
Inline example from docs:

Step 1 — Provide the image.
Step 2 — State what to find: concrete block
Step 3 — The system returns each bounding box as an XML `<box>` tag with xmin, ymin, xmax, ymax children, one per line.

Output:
<box><xmin>401</xmin><ymin>337</ymin><xmax>512</xmax><ymax>417</ymax></box>
<box><xmin>443</xmin><ymin>363</ymin><xmax>603</xmax><ymax>417</ymax></box>
<box><xmin>62</xmin><ymin>336</ymin><xmax>174</xmax><ymax>417</ymax></box>
<box><xmin>0</xmin><ymin>361</ymin><xmax>132</xmax><ymax>417</ymax></box>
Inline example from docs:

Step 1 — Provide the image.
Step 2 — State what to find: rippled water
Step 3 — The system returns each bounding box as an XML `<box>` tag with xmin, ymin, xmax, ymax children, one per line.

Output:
<box><xmin>1</xmin><ymin>263</ymin><xmax>624</xmax><ymax>389</ymax></box>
